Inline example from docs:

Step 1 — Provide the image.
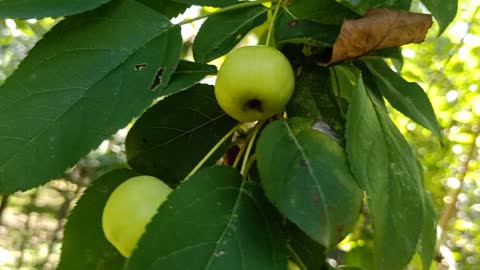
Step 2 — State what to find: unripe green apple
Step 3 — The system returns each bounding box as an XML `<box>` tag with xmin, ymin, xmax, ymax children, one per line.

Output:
<box><xmin>102</xmin><ymin>175</ymin><xmax>172</xmax><ymax>257</ymax></box>
<box><xmin>215</xmin><ymin>45</ymin><xmax>295</xmax><ymax>122</ymax></box>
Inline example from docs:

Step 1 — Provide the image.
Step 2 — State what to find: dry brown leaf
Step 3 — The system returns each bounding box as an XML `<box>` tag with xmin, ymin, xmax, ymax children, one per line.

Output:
<box><xmin>324</xmin><ymin>8</ymin><xmax>433</xmax><ymax>65</ymax></box>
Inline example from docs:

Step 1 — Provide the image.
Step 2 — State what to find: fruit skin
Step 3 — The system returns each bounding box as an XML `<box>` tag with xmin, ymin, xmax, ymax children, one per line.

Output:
<box><xmin>215</xmin><ymin>45</ymin><xmax>295</xmax><ymax>122</ymax></box>
<box><xmin>102</xmin><ymin>175</ymin><xmax>172</xmax><ymax>257</ymax></box>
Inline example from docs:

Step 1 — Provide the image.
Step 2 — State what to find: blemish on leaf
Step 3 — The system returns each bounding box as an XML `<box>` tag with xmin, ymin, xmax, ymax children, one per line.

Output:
<box><xmin>312</xmin><ymin>120</ymin><xmax>340</xmax><ymax>142</ymax></box>
<box><xmin>149</xmin><ymin>67</ymin><xmax>165</xmax><ymax>91</ymax></box>
<box><xmin>298</xmin><ymin>158</ymin><xmax>308</xmax><ymax>168</ymax></box>
<box><xmin>134</xmin><ymin>63</ymin><xmax>147</xmax><ymax>70</ymax></box>
<box><xmin>288</xmin><ymin>20</ymin><xmax>300</xmax><ymax>29</ymax></box>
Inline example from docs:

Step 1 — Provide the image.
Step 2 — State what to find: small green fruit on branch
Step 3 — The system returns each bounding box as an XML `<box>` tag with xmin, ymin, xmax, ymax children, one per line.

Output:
<box><xmin>215</xmin><ymin>46</ymin><xmax>295</xmax><ymax>122</ymax></box>
<box><xmin>322</xmin><ymin>8</ymin><xmax>433</xmax><ymax>65</ymax></box>
<box><xmin>102</xmin><ymin>176</ymin><xmax>172</xmax><ymax>257</ymax></box>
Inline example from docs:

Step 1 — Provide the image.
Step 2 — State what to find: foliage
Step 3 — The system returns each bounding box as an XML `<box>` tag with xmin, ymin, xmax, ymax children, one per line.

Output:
<box><xmin>0</xmin><ymin>0</ymin><xmax>472</xmax><ymax>269</ymax></box>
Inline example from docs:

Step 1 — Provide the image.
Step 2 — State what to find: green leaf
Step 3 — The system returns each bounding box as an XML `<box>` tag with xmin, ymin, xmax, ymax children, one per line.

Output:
<box><xmin>420</xmin><ymin>0</ymin><xmax>457</xmax><ymax>35</ymax></box>
<box><xmin>137</xmin><ymin>0</ymin><xmax>188</xmax><ymax>18</ymax></box>
<box><xmin>125</xmin><ymin>166</ymin><xmax>287</xmax><ymax>270</ymax></box>
<box><xmin>257</xmin><ymin>118</ymin><xmax>362</xmax><ymax>248</ymax></box>
<box><xmin>391</xmin><ymin>0</ymin><xmax>412</xmax><ymax>10</ymax></box>
<box><xmin>275</xmin><ymin>11</ymin><xmax>340</xmax><ymax>46</ymax></box>
<box><xmin>171</xmin><ymin>0</ymin><xmax>238</xmax><ymax>7</ymax></box>
<box><xmin>286</xmin><ymin>65</ymin><xmax>345</xmax><ymax>138</ymax></box>
<box><xmin>287</xmin><ymin>223</ymin><xmax>327</xmax><ymax>270</ymax></box>
<box><xmin>193</xmin><ymin>5</ymin><xmax>267</xmax><ymax>63</ymax></box>
<box><xmin>343</xmin><ymin>245</ymin><xmax>375</xmax><ymax>270</ymax></box>
<box><xmin>0</xmin><ymin>0</ymin><xmax>182</xmax><ymax>194</ymax></box>
<box><xmin>359</xmin><ymin>58</ymin><xmax>441</xmax><ymax>138</ymax></box>
<box><xmin>126</xmin><ymin>84</ymin><xmax>237</xmax><ymax>186</ymax></box>
<box><xmin>0</xmin><ymin>0</ymin><xmax>112</xmax><ymax>19</ymax></box>
<box><xmin>346</xmin><ymin>77</ymin><xmax>425</xmax><ymax>270</ymax></box>
<box><xmin>286</xmin><ymin>0</ymin><xmax>357</xmax><ymax>24</ymax></box>
<box><xmin>417</xmin><ymin>193</ymin><xmax>437</xmax><ymax>270</ymax></box>
<box><xmin>331</xmin><ymin>64</ymin><xmax>361</xmax><ymax>102</ymax></box>
<box><xmin>337</xmin><ymin>0</ymin><xmax>411</xmax><ymax>14</ymax></box>
<box><xmin>163</xmin><ymin>61</ymin><xmax>217</xmax><ymax>97</ymax></box>
<box><xmin>57</xmin><ymin>169</ymin><xmax>139</xmax><ymax>270</ymax></box>
<box><xmin>365</xmin><ymin>47</ymin><xmax>404</xmax><ymax>71</ymax></box>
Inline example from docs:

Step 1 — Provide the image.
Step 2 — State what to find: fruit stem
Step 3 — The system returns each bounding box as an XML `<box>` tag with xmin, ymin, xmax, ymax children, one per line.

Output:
<box><xmin>240</xmin><ymin>121</ymin><xmax>265</xmax><ymax>177</ymax></box>
<box><xmin>330</xmin><ymin>67</ymin><xmax>347</xmax><ymax>118</ymax></box>
<box><xmin>186</xmin><ymin>123</ymin><xmax>242</xmax><ymax>178</ymax></box>
<box><xmin>243</xmin><ymin>153</ymin><xmax>257</xmax><ymax>180</ymax></box>
<box><xmin>265</xmin><ymin>0</ymin><xmax>282</xmax><ymax>47</ymax></box>
<box><xmin>287</xmin><ymin>243</ymin><xmax>308</xmax><ymax>270</ymax></box>
<box><xmin>232</xmin><ymin>136</ymin><xmax>250</xmax><ymax>169</ymax></box>
<box><xmin>175</xmin><ymin>0</ymin><xmax>275</xmax><ymax>26</ymax></box>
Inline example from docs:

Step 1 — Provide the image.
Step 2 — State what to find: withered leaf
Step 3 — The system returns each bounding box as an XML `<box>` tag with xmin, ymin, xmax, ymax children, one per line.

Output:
<box><xmin>324</xmin><ymin>8</ymin><xmax>433</xmax><ymax>65</ymax></box>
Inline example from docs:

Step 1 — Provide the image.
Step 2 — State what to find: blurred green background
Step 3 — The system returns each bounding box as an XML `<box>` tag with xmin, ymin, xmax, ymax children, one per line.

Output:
<box><xmin>0</xmin><ymin>0</ymin><xmax>479</xmax><ymax>269</ymax></box>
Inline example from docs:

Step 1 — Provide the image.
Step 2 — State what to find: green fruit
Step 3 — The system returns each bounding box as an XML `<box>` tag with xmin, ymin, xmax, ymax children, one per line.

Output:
<box><xmin>215</xmin><ymin>45</ymin><xmax>295</xmax><ymax>122</ymax></box>
<box><xmin>102</xmin><ymin>175</ymin><xmax>172</xmax><ymax>257</ymax></box>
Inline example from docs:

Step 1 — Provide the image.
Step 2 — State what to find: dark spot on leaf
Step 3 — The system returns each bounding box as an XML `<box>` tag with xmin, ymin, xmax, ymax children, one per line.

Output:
<box><xmin>337</xmin><ymin>225</ymin><xmax>344</xmax><ymax>242</ymax></box>
<box><xmin>150</xmin><ymin>67</ymin><xmax>165</xmax><ymax>91</ymax></box>
<box><xmin>288</xmin><ymin>20</ymin><xmax>300</xmax><ymax>29</ymax></box>
<box><xmin>242</xmin><ymin>99</ymin><xmax>263</xmax><ymax>112</ymax></box>
<box><xmin>134</xmin><ymin>63</ymin><xmax>147</xmax><ymax>70</ymax></box>
<box><xmin>298</xmin><ymin>158</ymin><xmax>308</xmax><ymax>167</ymax></box>
<box><xmin>142</xmin><ymin>138</ymin><xmax>147</xmax><ymax>143</ymax></box>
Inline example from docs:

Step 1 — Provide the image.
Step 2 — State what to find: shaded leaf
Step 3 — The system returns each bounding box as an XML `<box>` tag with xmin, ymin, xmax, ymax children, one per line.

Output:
<box><xmin>275</xmin><ymin>11</ymin><xmax>340</xmax><ymax>46</ymax></box>
<box><xmin>359</xmin><ymin>58</ymin><xmax>441</xmax><ymax>138</ymax></box>
<box><xmin>287</xmin><ymin>222</ymin><xmax>327</xmax><ymax>270</ymax></box>
<box><xmin>417</xmin><ymin>193</ymin><xmax>437</xmax><ymax>270</ymax></box>
<box><xmin>137</xmin><ymin>0</ymin><xmax>188</xmax><ymax>18</ymax></box>
<box><xmin>421</xmin><ymin>0</ymin><xmax>458</xmax><ymax>35</ymax></box>
<box><xmin>365</xmin><ymin>47</ymin><xmax>403</xmax><ymax>71</ymax></box>
<box><xmin>286</xmin><ymin>65</ymin><xmax>345</xmax><ymax>138</ymax></box>
<box><xmin>391</xmin><ymin>0</ymin><xmax>412</xmax><ymax>10</ymax></box>
<box><xmin>0</xmin><ymin>0</ymin><xmax>182</xmax><ymax>194</ymax></box>
<box><xmin>285</xmin><ymin>0</ymin><xmax>357</xmax><ymax>24</ymax></box>
<box><xmin>257</xmin><ymin>118</ymin><xmax>362</xmax><ymax>248</ymax></box>
<box><xmin>163</xmin><ymin>61</ymin><xmax>217</xmax><ymax>97</ymax></box>
<box><xmin>57</xmin><ymin>169</ymin><xmax>139</xmax><ymax>270</ymax></box>
<box><xmin>193</xmin><ymin>5</ymin><xmax>267</xmax><ymax>63</ymax></box>
<box><xmin>171</xmin><ymin>0</ymin><xmax>238</xmax><ymax>7</ymax></box>
<box><xmin>346</xmin><ymin>76</ymin><xmax>425</xmax><ymax>270</ymax></box>
<box><xmin>330</xmin><ymin>63</ymin><xmax>361</xmax><ymax>102</ymax></box>
<box><xmin>337</xmin><ymin>0</ymin><xmax>412</xmax><ymax>14</ymax></box>
<box><xmin>0</xmin><ymin>0</ymin><xmax>111</xmax><ymax>19</ymax></box>
<box><xmin>125</xmin><ymin>166</ymin><xmax>287</xmax><ymax>270</ymax></box>
<box><xmin>324</xmin><ymin>9</ymin><xmax>432</xmax><ymax>64</ymax></box>
<box><xmin>126</xmin><ymin>84</ymin><xmax>237</xmax><ymax>186</ymax></box>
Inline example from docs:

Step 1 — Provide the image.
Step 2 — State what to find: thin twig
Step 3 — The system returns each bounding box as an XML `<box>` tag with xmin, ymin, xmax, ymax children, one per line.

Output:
<box><xmin>438</xmin><ymin>130</ymin><xmax>479</xmax><ymax>232</ymax></box>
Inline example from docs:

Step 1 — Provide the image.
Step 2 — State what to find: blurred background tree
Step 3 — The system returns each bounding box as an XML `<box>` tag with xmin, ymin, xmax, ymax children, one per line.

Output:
<box><xmin>0</xmin><ymin>0</ymin><xmax>478</xmax><ymax>269</ymax></box>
